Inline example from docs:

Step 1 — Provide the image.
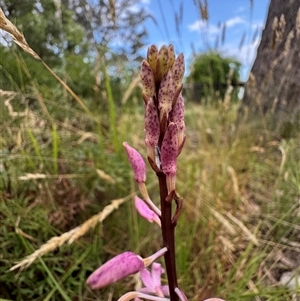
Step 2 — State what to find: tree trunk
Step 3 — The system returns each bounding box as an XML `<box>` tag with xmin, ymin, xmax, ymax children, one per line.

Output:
<box><xmin>241</xmin><ymin>0</ymin><xmax>300</xmax><ymax>124</ymax></box>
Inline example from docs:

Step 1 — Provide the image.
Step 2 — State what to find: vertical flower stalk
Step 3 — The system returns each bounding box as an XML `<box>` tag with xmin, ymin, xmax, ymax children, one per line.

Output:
<box><xmin>140</xmin><ymin>45</ymin><xmax>185</xmax><ymax>301</ymax></box>
<box><xmin>89</xmin><ymin>44</ymin><xmax>192</xmax><ymax>301</ymax></box>
<box><xmin>87</xmin><ymin>44</ymin><xmax>226</xmax><ymax>300</ymax></box>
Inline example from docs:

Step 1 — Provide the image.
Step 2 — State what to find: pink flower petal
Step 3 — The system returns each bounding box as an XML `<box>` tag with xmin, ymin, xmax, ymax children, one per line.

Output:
<box><xmin>123</xmin><ymin>142</ymin><xmax>146</xmax><ymax>183</ymax></box>
<box><xmin>86</xmin><ymin>252</ymin><xmax>144</xmax><ymax>290</ymax></box>
<box><xmin>139</xmin><ymin>262</ymin><xmax>169</xmax><ymax>297</ymax></box>
<box><xmin>140</xmin><ymin>268</ymin><xmax>153</xmax><ymax>289</ymax></box>
<box><xmin>151</xmin><ymin>262</ymin><xmax>164</xmax><ymax>287</ymax></box>
<box><xmin>174</xmin><ymin>288</ymin><xmax>188</xmax><ymax>301</ymax></box>
<box><xmin>134</xmin><ymin>196</ymin><xmax>160</xmax><ymax>225</ymax></box>
<box><xmin>161</xmin><ymin>285</ymin><xmax>170</xmax><ymax>296</ymax></box>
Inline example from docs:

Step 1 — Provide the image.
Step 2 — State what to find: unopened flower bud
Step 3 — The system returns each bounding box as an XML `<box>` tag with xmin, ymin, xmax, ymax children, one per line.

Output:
<box><xmin>147</xmin><ymin>45</ymin><xmax>158</xmax><ymax>75</ymax></box>
<box><xmin>171</xmin><ymin>53</ymin><xmax>185</xmax><ymax>90</ymax></box>
<box><xmin>140</xmin><ymin>60</ymin><xmax>156</xmax><ymax>99</ymax></box>
<box><xmin>155</xmin><ymin>45</ymin><xmax>169</xmax><ymax>83</ymax></box>
<box><xmin>86</xmin><ymin>252</ymin><xmax>144</xmax><ymax>289</ymax></box>
<box><xmin>87</xmin><ymin>248</ymin><xmax>168</xmax><ymax>290</ymax></box>
<box><xmin>123</xmin><ymin>142</ymin><xmax>146</xmax><ymax>183</ymax></box>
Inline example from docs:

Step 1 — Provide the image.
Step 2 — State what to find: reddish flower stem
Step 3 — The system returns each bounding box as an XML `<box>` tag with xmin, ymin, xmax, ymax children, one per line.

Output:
<box><xmin>158</xmin><ymin>172</ymin><xmax>179</xmax><ymax>301</ymax></box>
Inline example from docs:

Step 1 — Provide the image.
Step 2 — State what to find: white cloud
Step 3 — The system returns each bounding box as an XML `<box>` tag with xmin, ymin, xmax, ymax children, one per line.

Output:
<box><xmin>226</xmin><ymin>16</ymin><xmax>246</xmax><ymax>27</ymax></box>
<box><xmin>141</xmin><ymin>0</ymin><xmax>151</xmax><ymax>4</ymax></box>
<box><xmin>188</xmin><ymin>16</ymin><xmax>246</xmax><ymax>35</ymax></box>
<box><xmin>188</xmin><ymin>20</ymin><xmax>219</xmax><ymax>35</ymax></box>
<box><xmin>234</xmin><ymin>6</ymin><xmax>247</xmax><ymax>14</ymax></box>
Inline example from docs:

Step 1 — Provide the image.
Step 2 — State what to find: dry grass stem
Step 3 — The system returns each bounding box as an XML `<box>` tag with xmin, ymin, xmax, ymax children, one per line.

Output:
<box><xmin>278</xmin><ymin>144</ymin><xmax>287</xmax><ymax>176</ymax></box>
<box><xmin>40</xmin><ymin>61</ymin><xmax>93</xmax><ymax>116</ymax></box>
<box><xmin>18</xmin><ymin>173</ymin><xmax>47</xmax><ymax>180</ymax></box>
<box><xmin>0</xmin><ymin>8</ymin><xmax>40</xmax><ymax>60</ymax></box>
<box><xmin>35</xmin><ymin>90</ymin><xmax>52</xmax><ymax>120</ymax></box>
<box><xmin>121</xmin><ymin>75</ymin><xmax>140</xmax><ymax>105</ymax></box>
<box><xmin>0</xmin><ymin>8</ymin><xmax>93</xmax><ymax>117</ymax></box>
<box><xmin>96</xmin><ymin>169</ymin><xmax>116</xmax><ymax>184</ymax></box>
<box><xmin>9</xmin><ymin>197</ymin><xmax>128</xmax><ymax>271</ymax></box>
<box><xmin>15</xmin><ymin>217</ymin><xmax>38</xmax><ymax>242</ymax></box>
<box><xmin>198</xmin><ymin>0</ymin><xmax>208</xmax><ymax>21</ymax></box>
<box><xmin>226</xmin><ymin>212</ymin><xmax>259</xmax><ymax>246</ymax></box>
<box><xmin>227</xmin><ymin>166</ymin><xmax>240</xmax><ymax>198</ymax></box>
<box><xmin>210</xmin><ymin>208</ymin><xmax>237</xmax><ymax>236</ymax></box>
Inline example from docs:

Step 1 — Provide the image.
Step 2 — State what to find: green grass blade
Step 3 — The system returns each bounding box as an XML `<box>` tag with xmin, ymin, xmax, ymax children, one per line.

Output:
<box><xmin>43</xmin><ymin>247</ymin><xmax>91</xmax><ymax>301</ymax></box>
<box><xmin>104</xmin><ymin>68</ymin><xmax>119</xmax><ymax>152</ymax></box>
<box><xmin>17</xmin><ymin>236</ymin><xmax>72</xmax><ymax>301</ymax></box>
<box><xmin>51</xmin><ymin>123</ymin><xmax>59</xmax><ymax>175</ymax></box>
<box><xmin>27</xmin><ymin>129</ymin><xmax>43</xmax><ymax>164</ymax></box>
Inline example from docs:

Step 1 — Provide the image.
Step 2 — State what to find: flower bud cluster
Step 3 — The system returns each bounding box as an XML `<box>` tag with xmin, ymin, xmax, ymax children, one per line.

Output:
<box><xmin>141</xmin><ymin>45</ymin><xmax>186</xmax><ymax>194</ymax></box>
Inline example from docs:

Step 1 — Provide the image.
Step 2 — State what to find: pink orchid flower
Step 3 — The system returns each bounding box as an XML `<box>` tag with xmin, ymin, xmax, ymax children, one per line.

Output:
<box><xmin>138</xmin><ymin>262</ymin><xmax>169</xmax><ymax>297</ymax></box>
<box><xmin>87</xmin><ymin>248</ymin><xmax>168</xmax><ymax>290</ymax></box>
<box><xmin>86</xmin><ymin>252</ymin><xmax>144</xmax><ymax>290</ymax></box>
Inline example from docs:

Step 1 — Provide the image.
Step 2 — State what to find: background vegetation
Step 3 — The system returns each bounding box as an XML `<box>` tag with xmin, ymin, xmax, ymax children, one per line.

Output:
<box><xmin>1</xmin><ymin>1</ymin><xmax>299</xmax><ymax>301</ymax></box>
<box><xmin>186</xmin><ymin>52</ymin><xmax>241</xmax><ymax>104</ymax></box>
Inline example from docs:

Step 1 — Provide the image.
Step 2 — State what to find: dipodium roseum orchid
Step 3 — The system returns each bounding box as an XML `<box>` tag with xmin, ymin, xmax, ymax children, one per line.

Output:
<box><xmin>87</xmin><ymin>45</ymin><xmax>227</xmax><ymax>301</ymax></box>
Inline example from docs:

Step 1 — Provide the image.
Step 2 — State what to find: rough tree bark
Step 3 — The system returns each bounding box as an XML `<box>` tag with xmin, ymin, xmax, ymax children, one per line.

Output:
<box><xmin>241</xmin><ymin>0</ymin><xmax>300</xmax><ymax>123</ymax></box>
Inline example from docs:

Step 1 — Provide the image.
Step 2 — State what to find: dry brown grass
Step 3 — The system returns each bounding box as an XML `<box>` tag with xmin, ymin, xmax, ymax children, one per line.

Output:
<box><xmin>9</xmin><ymin>196</ymin><xmax>130</xmax><ymax>271</ymax></box>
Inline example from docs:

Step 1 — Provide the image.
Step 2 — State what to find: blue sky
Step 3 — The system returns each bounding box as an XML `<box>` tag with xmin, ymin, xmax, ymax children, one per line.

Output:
<box><xmin>139</xmin><ymin>0</ymin><xmax>270</xmax><ymax>81</ymax></box>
